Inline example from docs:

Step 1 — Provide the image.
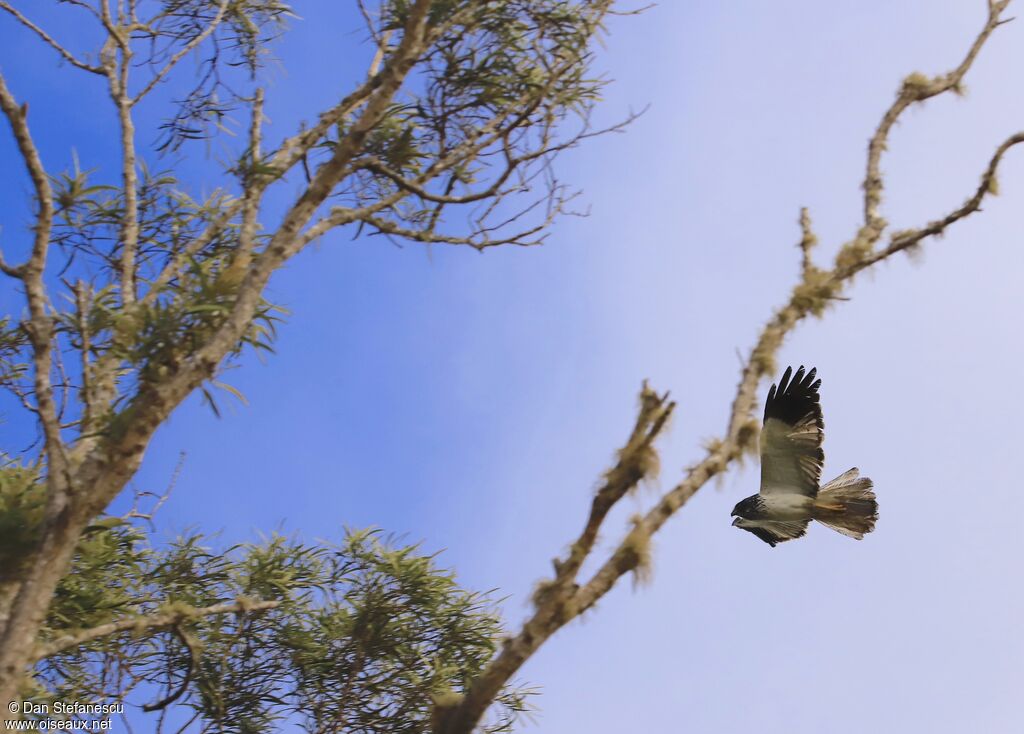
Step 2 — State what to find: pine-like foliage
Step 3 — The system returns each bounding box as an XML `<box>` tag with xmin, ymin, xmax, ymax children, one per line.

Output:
<box><xmin>30</xmin><ymin>525</ymin><xmax>530</xmax><ymax>733</ymax></box>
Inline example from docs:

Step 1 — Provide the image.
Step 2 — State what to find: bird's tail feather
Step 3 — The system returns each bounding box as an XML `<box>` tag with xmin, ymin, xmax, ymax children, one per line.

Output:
<box><xmin>813</xmin><ymin>468</ymin><xmax>877</xmax><ymax>540</ymax></box>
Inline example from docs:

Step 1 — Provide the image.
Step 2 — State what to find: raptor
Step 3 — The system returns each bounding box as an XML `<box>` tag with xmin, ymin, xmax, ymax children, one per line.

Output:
<box><xmin>731</xmin><ymin>366</ymin><xmax>878</xmax><ymax>547</ymax></box>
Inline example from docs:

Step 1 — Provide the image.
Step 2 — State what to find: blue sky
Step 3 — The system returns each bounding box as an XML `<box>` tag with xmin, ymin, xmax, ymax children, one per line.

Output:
<box><xmin>2</xmin><ymin>2</ymin><xmax>1023</xmax><ymax>732</ymax></box>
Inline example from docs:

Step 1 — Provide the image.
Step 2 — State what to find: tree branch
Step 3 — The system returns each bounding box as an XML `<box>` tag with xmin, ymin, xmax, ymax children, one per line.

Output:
<box><xmin>798</xmin><ymin>207</ymin><xmax>818</xmax><ymax>279</ymax></box>
<box><xmin>136</xmin><ymin>5</ymin><xmax>460</xmax><ymax>308</ymax></box>
<box><xmin>300</xmin><ymin>48</ymin><xmax>619</xmax><ymax>250</ymax></box>
<box><xmin>0</xmin><ymin>1</ymin><xmax>104</xmax><ymax>74</ymax></box>
<box><xmin>861</xmin><ymin>130</ymin><xmax>1024</xmax><ymax>271</ymax></box>
<box><xmin>0</xmin><ymin>70</ymin><xmax>63</xmax><ymax>468</ymax></box>
<box><xmin>356</xmin><ymin>201</ymin><xmax>560</xmax><ymax>251</ymax></box>
<box><xmin>219</xmin><ymin>0</ymin><xmax>438</xmax><ymax>310</ymax></box>
<box><xmin>107</xmin><ymin>25</ymin><xmax>140</xmax><ymax>305</ymax></box>
<box><xmin>436</xmin><ymin>4</ymin><xmax>1020</xmax><ymax>731</ymax></box>
<box><xmin>131</xmin><ymin>0</ymin><xmax>230</xmax><ymax>105</ymax></box>
<box><xmin>219</xmin><ymin>88</ymin><xmax>267</xmax><ymax>290</ymax></box>
<box><xmin>572</xmin><ymin>114</ymin><xmax>1023</xmax><ymax>639</ymax></box>
<box><xmin>0</xmin><ymin>73</ymin><xmax>54</xmax><ymax>278</ymax></box>
<box><xmin>71</xmin><ymin>281</ymin><xmax>98</xmax><ymax>434</ymax></box>
<box><xmin>263</xmin><ymin>3</ymin><xmax>478</xmax><ymax>182</ymax></box>
<box><xmin>33</xmin><ymin>599</ymin><xmax>279</xmax><ymax>662</ymax></box>
<box><xmin>863</xmin><ymin>0</ymin><xmax>1012</xmax><ymax>233</ymax></box>
<box><xmin>555</xmin><ymin>385</ymin><xmax>673</xmax><ymax>585</ymax></box>
<box><xmin>73</xmin><ymin>0</ymin><xmax>441</xmax><ymax>526</ymax></box>
<box><xmin>436</xmin><ymin>387</ymin><xmax>672</xmax><ymax>734</ymax></box>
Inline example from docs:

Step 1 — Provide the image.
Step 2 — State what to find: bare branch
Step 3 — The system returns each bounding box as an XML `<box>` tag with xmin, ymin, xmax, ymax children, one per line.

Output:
<box><xmin>0</xmin><ymin>243</ymin><xmax>18</xmax><ymax>278</ymax></box>
<box><xmin>863</xmin><ymin>0</ymin><xmax>1012</xmax><ymax>232</ymax></box>
<box><xmin>219</xmin><ymin>89</ymin><xmax>268</xmax><ymax>290</ymax></box>
<box><xmin>122</xmin><ymin>451</ymin><xmax>185</xmax><ymax>528</ymax></box>
<box><xmin>357</xmin><ymin>0</ymin><xmax>384</xmax><ymax>51</ymax></box>
<box><xmin>554</xmin><ymin>386</ymin><xmax>674</xmax><ymax>584</ymax></box>
<box><xmin>0</xmin><ymin>70</ymin><xmax>63</xmax><ymax>467</ymax></box>
<box><xmin>97</xmin><ymin>0</ymin><xmax>124</xmax><ymax>50</ymax></box>
<box><xmin>0</xmin><ymin>73</ymin><xmax>54</xmax><ymax>277</ymax></box>
<box><xmin>359</xmin><ymin>155</ymin><xmax>522</xmax><ymax>205</ymax></box>
<box><xmin>60</xmin><ymin>0</ymin><xmax>103</xmax><ymax>24</ymax></box>
<box><xmin>862</xmin><ymin>131</ymin><xmax>1024</xmax><ymax>270</ymax></box>
<box><xmin>72</xmin><ymin>282</ymin><xmax>97</xmax><ymax>433</ymax></box>
<box><xmin>111</xmin><ymin>44</ymin><xmax>139</xmax><ymax>305</ymax></box>
<box><xmin>435</xmin><ymin>386</ymin><xmax>673</xmax><ymax>734</ymax></box>
<box><xmin>375</xmin><ymin>213</ymin><xmax>549</xmax><ymax>249</ymax></box>
<box><xmin>797</xmin><ymin>207</ymin><xmax>817</xmax><ymax>278</ymax></box>
<box><xmin>0</xmin><ymin>1</ymin><xmax>104</xmax><ymax>74</ymax></box>
<box><xmin>367</xmin><ymin>30</ymin><xmax>394</xmax><ymax>79</ymax></box>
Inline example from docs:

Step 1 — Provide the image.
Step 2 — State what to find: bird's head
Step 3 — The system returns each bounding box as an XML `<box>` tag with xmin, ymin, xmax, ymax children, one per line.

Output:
<box><xmin>730</xmin><ymin>494</ymin><xmax>764</xmax><ymax>524</ymax></box>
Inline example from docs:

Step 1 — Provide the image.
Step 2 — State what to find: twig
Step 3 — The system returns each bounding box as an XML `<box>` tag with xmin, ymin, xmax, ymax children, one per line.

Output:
<box><xmin>0</xmin><ymin>73</ymin><xmax>53</xmax><ymax>278</ymax></box>
<box><xmin>122</xmin><ymin>451</ymin><xmax>185</xmax><ymax>528</ymax></box>
<box><xmin>797</xmin><ymin>207</ymin><xmax>817</xmax><ymax>279</ymax></box>
<box><xmin>131</xmin><ymin>0</ymin><xmax>230</xmax><ymax>104</ymax></box>
<box><xmin>141</xmin><ymin>624</ymin><xmax>197</xmax><ymax>712</ymax></box>
<box><xmin>0</xmin><ymin>2</ymin><xmax>104</xmax><ymax>74</ymax></box>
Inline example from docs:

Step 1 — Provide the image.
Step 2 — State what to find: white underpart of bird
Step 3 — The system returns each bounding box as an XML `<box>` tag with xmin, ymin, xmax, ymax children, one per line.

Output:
<box><xmin>730</xmin><ymin>365</ymin><xmax>879</xmax><ymax>547</ymax></box>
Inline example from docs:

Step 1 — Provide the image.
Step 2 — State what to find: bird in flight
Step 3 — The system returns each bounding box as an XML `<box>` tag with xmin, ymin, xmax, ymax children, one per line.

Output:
<box><xmin>731</xmin><ymin>365</ymin><xmax>878</xmax><ymax>547</ymax></box>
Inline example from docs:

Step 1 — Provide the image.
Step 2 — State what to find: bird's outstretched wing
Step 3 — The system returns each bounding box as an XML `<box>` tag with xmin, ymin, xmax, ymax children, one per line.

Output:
<box><xmin>759</xmin><ymin>365</ymin><xmax>824</xmax><ymax>498</ymax></box>
<box><xmin>739</xmin><ymin>520</ymin><xmax>810</xmax><ymax>547</ymax></box>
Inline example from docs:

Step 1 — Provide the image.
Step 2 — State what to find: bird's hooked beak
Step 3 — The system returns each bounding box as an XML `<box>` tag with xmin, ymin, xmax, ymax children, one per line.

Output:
<box><xmin>731</xmin><ymin>517</ymin><xmax>742</xmax><ymax>527</ymax></box>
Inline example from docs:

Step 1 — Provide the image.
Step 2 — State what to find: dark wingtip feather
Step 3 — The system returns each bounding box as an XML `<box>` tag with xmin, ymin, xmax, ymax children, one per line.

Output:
<box><xmin>763</xmin><ymin>364</ymin><xmax>823</xmax><ymax>427</ymax></box>
<box><xmin>776</xmin><ymin>365</ymin><xmax>794</xmax><ymax>395</ymax></box>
